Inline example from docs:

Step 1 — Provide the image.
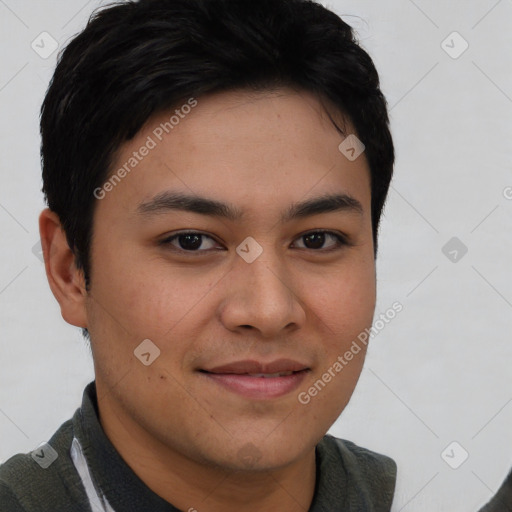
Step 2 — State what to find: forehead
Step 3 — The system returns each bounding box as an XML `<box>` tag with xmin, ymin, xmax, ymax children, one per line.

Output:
<box><xmin>97</xmin><ymin>88</ymin><xmax>371</xmax><ymax>221</ymax></box>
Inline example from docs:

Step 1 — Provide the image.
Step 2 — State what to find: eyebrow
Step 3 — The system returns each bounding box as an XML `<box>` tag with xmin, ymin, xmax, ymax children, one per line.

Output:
<box><xmin>136</xmin><ymin>191</ymin><xmax>363</xmax><ymax>223</ymax></box>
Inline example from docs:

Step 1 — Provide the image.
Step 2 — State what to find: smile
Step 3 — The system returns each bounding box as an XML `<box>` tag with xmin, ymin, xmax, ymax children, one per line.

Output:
<box><xmin>199</xmin><ymin>367</ymin><xmax>310</xmax><ymax>400</ymax></box>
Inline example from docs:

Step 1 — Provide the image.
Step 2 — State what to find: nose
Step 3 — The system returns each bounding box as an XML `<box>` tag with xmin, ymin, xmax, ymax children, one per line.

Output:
<box><xmin>218</xmin><ymin>250</ymin><xmax>306</xmax><ymax>338</ymax></box>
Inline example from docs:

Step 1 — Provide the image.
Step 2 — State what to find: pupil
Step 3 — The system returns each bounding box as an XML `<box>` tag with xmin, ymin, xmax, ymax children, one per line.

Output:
<box><xmin>304</xmin><ymin>233</ymin><xmax>325</xmax><ymax>249</ymax></box>
<box><xmin>179</xmin><ymin>234</ymin><xmax>202</xmax><ymax>250</ymax></box>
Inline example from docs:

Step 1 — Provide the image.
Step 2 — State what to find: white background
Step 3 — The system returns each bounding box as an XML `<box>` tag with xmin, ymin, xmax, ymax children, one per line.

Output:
<box><xmin>0</xmin><ymin>1</ymin><xmax>511</xmax><ymax>510</ymax></box>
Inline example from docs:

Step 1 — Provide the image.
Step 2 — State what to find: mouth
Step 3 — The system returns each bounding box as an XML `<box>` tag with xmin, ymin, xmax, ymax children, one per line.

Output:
<box><xmin>233</xmin><ymin>371</ymin><xmax>296</xmax><ymax>378</ymax></box>
<box><xmin>198</xmin><ymin>359</ymin><xmax>311</xmax><ymax>400</ymax></box>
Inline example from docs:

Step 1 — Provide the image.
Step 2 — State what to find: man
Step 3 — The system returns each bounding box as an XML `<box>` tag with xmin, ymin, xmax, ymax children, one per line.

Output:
<box><xmin>0</xmin><ymin>0</ymin><xmax>397</xmax><ymax>510</ymax></box>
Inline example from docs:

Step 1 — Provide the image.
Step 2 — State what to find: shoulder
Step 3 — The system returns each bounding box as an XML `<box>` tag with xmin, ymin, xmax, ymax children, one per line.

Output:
<box><xmin>0</xmin><ymin>450</ymin><xmax>48</xmax><ymax>512</ymax></box>
<box><xmin>0</xmin><ymin>419</ymin><xmax>81</xmax><ymax>512</ymax></box>
<box><xmin>318</xmin><ymin>434</ymin><xmax>397</xmax><ymax>510</ymax></box>
<box><xmin>326</xmin><ymin>434</ymin><xmax>397</xmax><ymax>477</ymax></box>
<box><xmin>0</xmin><ymin>476</ymin><xmax>26</xmax><ymax>511</ymax></box>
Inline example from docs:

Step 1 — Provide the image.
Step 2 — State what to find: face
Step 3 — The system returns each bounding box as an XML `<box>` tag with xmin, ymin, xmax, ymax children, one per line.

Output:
<box><xmin>84</xmin><ymin>88</ymin><xmax>376</xmax><ymax>471</ymax></box>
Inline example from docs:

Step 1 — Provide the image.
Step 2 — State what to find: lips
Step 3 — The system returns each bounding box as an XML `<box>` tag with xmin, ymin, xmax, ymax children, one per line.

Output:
<box><xmin>199</xmin><ymin>359</ymin><xmax>311</xmax><ymax>399</ymax></box>
<box><xmin>202</xmin><ymin>359</ymin><xmax>310</xmax><ymax>375</ymax></box>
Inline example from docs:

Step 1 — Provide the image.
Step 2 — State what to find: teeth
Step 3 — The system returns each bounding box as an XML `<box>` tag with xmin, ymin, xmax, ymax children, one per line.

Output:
<box><xmin>247</xmin><ymin>371</ymin><xmax>293</xmax><ymax>378</ymax></box>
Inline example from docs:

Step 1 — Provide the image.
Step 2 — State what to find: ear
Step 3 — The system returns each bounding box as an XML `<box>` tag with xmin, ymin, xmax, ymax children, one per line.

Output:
<box><xmin>38</xmin><ymin>208</ymin><xmax>88</xmax><ymax>328</ymax></box>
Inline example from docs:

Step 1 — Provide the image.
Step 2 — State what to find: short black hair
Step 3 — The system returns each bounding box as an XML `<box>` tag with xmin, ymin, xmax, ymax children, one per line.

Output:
<box><xmin>41</xmin><ymin>0</ymin><xmax>394</xmax><ymax>299</ymax></box>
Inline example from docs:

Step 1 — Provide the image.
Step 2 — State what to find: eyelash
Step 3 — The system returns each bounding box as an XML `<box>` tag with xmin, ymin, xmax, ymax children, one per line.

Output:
<box><xmin>159</xmin><ymin>230</ymin><xmax>349</xmax><ymax>255</ymax></box>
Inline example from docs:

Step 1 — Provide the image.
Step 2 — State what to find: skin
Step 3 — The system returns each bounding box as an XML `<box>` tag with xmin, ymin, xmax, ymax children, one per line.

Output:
<box><xmin>40</xmin><ymin>87</ymin><xmax>376</xmax><ymax>512</ymax></box>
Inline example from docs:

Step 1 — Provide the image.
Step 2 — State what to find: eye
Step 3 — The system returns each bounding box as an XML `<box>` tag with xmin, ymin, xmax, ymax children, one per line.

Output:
<box><xmin>159</xmin><ymin>232</ymin><xmax>221</xmax><ymax>253</ymax></box>
<box><xmin>292</xmin><ymin>230</ymin><xmax>348</xmax><ymax>251</ymax></box>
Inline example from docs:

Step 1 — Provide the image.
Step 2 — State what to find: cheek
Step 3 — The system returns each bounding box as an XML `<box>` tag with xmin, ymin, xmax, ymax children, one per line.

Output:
<box><xmin>297</xmin><ymin>266</ymin><xmax>375</xmax><ymax>425</ymax></box>
<box><xmin>89</xmin><ymin>240</ymin><xmax>216</xmax><ymax>339</ymax></box>
<box><xmin>305</xmin><ymin>262</ymin><xmax>376</xmax><ymax>344</ymax></box>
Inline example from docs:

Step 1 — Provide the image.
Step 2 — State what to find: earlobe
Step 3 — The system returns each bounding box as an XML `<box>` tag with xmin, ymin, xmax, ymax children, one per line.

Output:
<box><xmin>38</xmin><ymin>208</ymin><xmax>88</xmax><ymax>328</ymax></box>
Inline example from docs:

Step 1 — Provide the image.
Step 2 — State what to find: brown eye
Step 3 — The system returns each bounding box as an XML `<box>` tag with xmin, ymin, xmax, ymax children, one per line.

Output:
<box><xmin>303</xmin><ymin>232</ymin><xmax>326</xmax><ymax>249</ymax></box>
<box><xmin>176</xmin><ymin>234</ymin><xmax>203</xmax><ymax>251</ymax></box>
<box><xmin>293</xmin><ymin>231</ymin><xmax>347</xmax><ymax>251</ymax></box>
<box><xmin>160</xmin><ymin>232</ymin><xmax>220</xmax><ymax>253</ymax></box>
